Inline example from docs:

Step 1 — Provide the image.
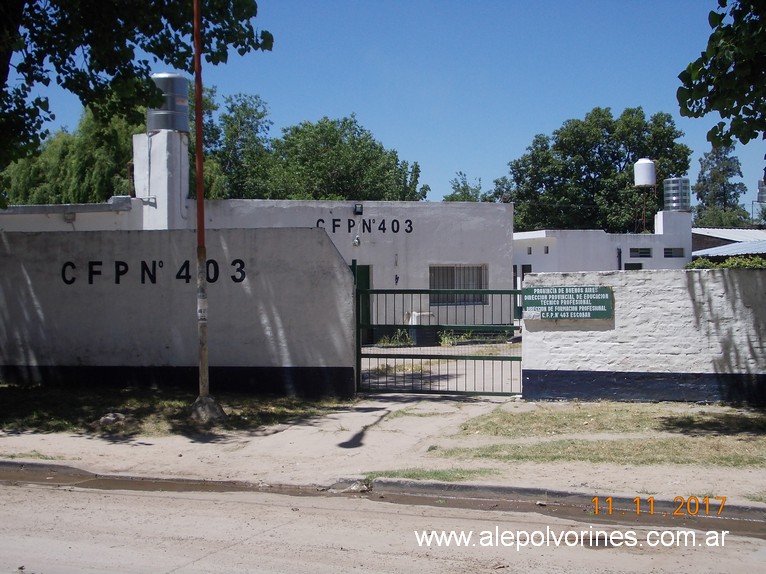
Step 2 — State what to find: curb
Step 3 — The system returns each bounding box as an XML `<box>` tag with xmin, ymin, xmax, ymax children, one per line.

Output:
<box><xmin>365</xmin><ymin>477</ymin><xmax>766</xmax><ymax>525</ymax></box>
<box><xmin>3</xmin><ymin>460</ymin><xmax>765</xmax><ymax>529</ymax></box>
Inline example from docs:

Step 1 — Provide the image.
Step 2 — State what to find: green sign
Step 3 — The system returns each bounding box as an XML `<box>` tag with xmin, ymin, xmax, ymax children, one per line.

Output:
<box><xmin>522</xmin><ymin>286</ymin><xmax>613</xmax><ymax>320</ymax></box>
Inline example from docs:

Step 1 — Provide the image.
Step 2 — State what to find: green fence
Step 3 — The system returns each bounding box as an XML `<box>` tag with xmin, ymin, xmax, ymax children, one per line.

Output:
<box><xmin>356</xmin><ymin>288</ymin><xmax>522</xmax><ymax>395</ymax></box>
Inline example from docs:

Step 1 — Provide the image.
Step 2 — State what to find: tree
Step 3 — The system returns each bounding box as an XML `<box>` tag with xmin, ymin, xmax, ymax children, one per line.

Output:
<box><xmin>442</xmin><ymin>171</ymin><xmax>483</xmax><ymax>202</ymax></box>
<box><xmin>208</xmin><ymin>93</ymin><xmax>272</xmax><ymax>199</ymax></box>
<box><xmin>1</xmin><ymin>109</ymin><xmax>143</xmax><ymax>204</ymax></box>
<box><xmin>0</xmin><ymin>130</ymin><xmax>75</xmax><ymax>205</ymax></box>
<box><xmin>485</xmin><ymin>107</ymin><xmax>691</xmax><ymax>233</ymax></box>
<box><xmin>677</xmin><ymin>1</ymin><xmax>766</xmax><ymax>148</ymax></box>
<box><xmin>265</xmin><ymin>115</ymin><xmax>429</xmax><ymax>201</ymax></box>
<box><xmin>692</xmin><ymin>144</ymin><xmax>750</xmax><ymax>226</ymax></box>
<box><xmin>0</xmin><ymin>0</ymin><xmax>273</xmax><ymax>175</ymax></box>
<box><xmin>2</xmin><ymin>84</ymin><xmax>224</xmax><ymax>205</ymax></box>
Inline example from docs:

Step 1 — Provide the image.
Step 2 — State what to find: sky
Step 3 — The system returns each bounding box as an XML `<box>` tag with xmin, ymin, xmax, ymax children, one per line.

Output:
<box><xmin>43</xmin><ymin>0</ymin><xmax>765</xmax><ymax>212</ymax></box>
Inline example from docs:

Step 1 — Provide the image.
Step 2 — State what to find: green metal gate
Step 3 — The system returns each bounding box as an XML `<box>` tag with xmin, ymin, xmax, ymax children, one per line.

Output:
<box><xmin>356</xmin><ymin>288</ymin><xmax>522</xmax><ymax>395</ymax></box>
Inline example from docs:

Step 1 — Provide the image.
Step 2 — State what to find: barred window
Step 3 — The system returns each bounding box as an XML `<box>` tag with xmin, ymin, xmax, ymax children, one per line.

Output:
<box><xmin>629</xmin><ymin>247</ymin><xmax>652</xmax><ymax>258</ymax></box>
<box><xmin>664</xmin><ymin>247</ymin><xmax>685</xmax><ymax>258</ymax></box>
<box><xmin>429</xmin><ymin>265</ymin><xmax>488</xmax><ymax>305</ymax></box>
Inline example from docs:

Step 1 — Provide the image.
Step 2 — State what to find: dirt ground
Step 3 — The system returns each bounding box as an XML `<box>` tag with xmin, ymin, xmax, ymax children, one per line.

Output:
<box><xmin>1</xmin><ymin>394</ymin><xmax>764</xmax><ymax>513</ymax></box>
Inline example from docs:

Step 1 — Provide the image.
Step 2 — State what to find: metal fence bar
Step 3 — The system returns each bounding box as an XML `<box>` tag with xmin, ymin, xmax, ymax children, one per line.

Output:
<box><xmin>357</xmin><ymin>288</ymin><xmax>523</xmax><ymax>395</ymax></box>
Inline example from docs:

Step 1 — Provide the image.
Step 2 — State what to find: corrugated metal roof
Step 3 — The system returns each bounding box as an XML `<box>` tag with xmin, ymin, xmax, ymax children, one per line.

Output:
<box><xmin>692</xmin><ymin>228</ymin><xmax>766</xmax><ymax>242</ymax></box>
<box><xmin>693</xmin><ymin>240</ymin><xmax>766</xmax><ymax>258</ymax></box>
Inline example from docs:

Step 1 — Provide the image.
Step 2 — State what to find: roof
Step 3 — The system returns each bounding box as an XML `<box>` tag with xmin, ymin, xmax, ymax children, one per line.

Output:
<box><xmin>691</xmin><ymin>228</ymin><xmax>766</xmax><ymax>242</ymax></box>
<box><xmin>693</xmin><ymin>240</ymin><xmax>766</xmax><ymax>258</ymax></box>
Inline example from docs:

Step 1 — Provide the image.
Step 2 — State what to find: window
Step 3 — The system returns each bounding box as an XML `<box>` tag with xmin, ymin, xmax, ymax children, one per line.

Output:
<box><xmin>629</xmin><ymin>247</ymin><xmax>652</xmax><ymax>258</ymax></box>
<box><xmin>544</xmin><ymin>245</ymin><xmax>549</xmax><ymax>254</ymax></box>
<box><xmin>624</xmin><ymin>263</ymin><xmax>643</xmax><ymax>270</ymax></box>
<box><xmin>527</xmin><ymin>246</ymin><xmax>532</xmax><ymax>255</ymax></box>
<box><xmin>429</xmin><ymin>265</ymin><xmax>487</xmax><ymax>305</ymax></box>
<box><xmin>664</xmin><ymin>247</ymin><xmax>685</xmax><ymax>258</ymax></box>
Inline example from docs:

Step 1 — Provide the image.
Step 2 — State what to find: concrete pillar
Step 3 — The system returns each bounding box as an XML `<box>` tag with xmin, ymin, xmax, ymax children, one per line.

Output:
<box><xmin>132</xmin><ymin>131</ymin><xmax>191</xmax><ymax>230</ymax></box>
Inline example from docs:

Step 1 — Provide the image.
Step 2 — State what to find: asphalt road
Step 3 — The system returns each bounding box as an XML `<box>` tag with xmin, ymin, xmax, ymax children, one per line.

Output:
<box><xmin>2</xmin><ymin>483</ymin><xmax>765</xmax><ymax>573</ymax></box>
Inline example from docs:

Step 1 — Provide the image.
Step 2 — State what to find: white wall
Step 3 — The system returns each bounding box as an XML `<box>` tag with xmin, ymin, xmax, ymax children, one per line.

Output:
<box><xmin>0</xmin><ymin>197</ymin><xmax>146</xmax><ymax>231</ymax></box>
<box><xmin>522</xmin><ymin>269</ymin><xmax>766</xmax><ymax>403</ymax></box>
<box><xmin>0</xmin><ymin>228</ymin><xmax>355</xmax><ymax>394</ymax></box>
<box><xmin>3</xmin><ymin>133</ymin><xmax>515</xmax><ymax>293</ymax></box>
<box><xmin>132</xmin><ymin>131</ymin><xmax>191</xmax><ymax>230</ymax></box>
<box><xmin>513</xmin><ymin>211</ymin><xmax>693</xmax><ymax>282</ymax></box>
<box><xmin>201</xmin><ymin>199</ymin><xmax>515</xmax><ymax>291</ymax></box>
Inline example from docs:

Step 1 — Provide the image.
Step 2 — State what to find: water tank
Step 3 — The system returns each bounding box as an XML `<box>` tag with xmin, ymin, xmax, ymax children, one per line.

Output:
<box><xmin>663</xmin><ymin>177</ymin><xmax>691</xmax><ymax>211</ymax></box>
<box><xmin>758</xmin><ymin>180</ymin><xmax>766</xmax><ymax>204</ymax></box>
<box><xmin>147</xmin><ymin>73</ymin><xmax>189</xmax><ymax>133</ymax></box>
<box><xmin>634</xmin><ymin>158</ymin><xmax>656</xmax><ymax>187</ymax></box>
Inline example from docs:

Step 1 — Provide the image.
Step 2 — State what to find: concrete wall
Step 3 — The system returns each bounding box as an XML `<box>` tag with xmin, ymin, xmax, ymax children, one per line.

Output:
<box><xmin>0</xmin><ymin>228</ymin><xmax>356</xmax><ymax>396</ymax></box>
<box><xmin>2</xmin><ymin>133</ymin><xmax>515</xmax><ymax>293</ymax></box>
<box><xmin>513</xmin><ymin>211</ymin><xmax>693</xmax><ymax>282</ymax></box>
<box><xmin>522</xmin><ymin>269</ymin><xmax>766</xmax><ymax>404</ymax></box>
<box><xmin>202</xmin><ymin>199</ymin><xmax>515</xmax><ymax>291</ymax></box>
<box><xmin>132</xmin><ymin>131</ymin><xmax>191</xmax><ymax>230</ymax></box>
<box><xmin>0</xmin><ymin>196</ymin><xmax>146</xmax><ymax>231</ymax></box>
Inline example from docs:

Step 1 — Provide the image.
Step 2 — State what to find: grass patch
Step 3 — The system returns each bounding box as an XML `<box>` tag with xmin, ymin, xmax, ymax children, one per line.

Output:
<box><xmin>0</xmin><ymin>381</ymin><xmax>353</xmax><ymax>437</ymax></box>
<box><xmin>365</xmin><ymin>467</ymin><xmax>499</xmax><ymax>482</ymax></box>
<box><xmin>454</xmin><ymin>402</ymin><xmax>766</xmax><ymax>467</ymax></box>
<box><xmin>0</xmin><ymin>450</ymin><xmax>61</xmax><ymax>461</ymax></box>
<box><xmin>369</xmin><ymin>361</ymin><xmax>433</xmax><ymax>376</ymax></box>
<box><xmin>461</xmin><ymin>402</ymin><xmax>766</xmax><ymax>438</ymax></box>
<box><xmin>384</xmin><ymin>406</ymin><xmax>446</xmax><ymax>420</ymax></box>
<box><xmin>439</xmin><ymin>436</ymin><xmax>766</xmax><ymax>468</ymax></box>
<box><xmin>376</xmin><ymin>329</ymin><xmax>414</xmax><ymax>347</ymax></box>
<box><xmin>746</xmin><ymin>492</ymin><xmax>766</xmax><ymax>504</ymax></box>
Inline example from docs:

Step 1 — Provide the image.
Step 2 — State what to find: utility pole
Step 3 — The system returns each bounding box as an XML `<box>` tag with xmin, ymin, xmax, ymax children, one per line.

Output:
<box><xmin>190</xmin><ymin>0</ymin><xmax>225</xmax><ymax>423</ymax></box>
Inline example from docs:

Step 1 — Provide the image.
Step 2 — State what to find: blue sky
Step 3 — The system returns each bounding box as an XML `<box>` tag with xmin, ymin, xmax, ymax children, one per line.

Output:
<box><xmin>45</xmin><ymin>0</ymin><xmax>764</xmax><ymax>211</ymax></box>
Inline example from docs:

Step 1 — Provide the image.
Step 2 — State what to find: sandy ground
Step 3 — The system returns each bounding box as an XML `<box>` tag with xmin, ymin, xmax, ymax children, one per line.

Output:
<box><xmin>4</xmin><ymin>484</ymin><xmax>766</xmax><ymax>574</ymax></box>
<box><xmin>1</xmin><ymin>393</ymin><xmax>764</xmax><ymax>514</ymax></box>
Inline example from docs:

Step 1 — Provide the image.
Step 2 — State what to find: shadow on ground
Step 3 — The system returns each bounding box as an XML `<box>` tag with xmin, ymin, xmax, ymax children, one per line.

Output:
<box><xmin>658</xmin><ymin>409</ymin><xmax>766</xmax><ymax>436</ymax></box>
<box><xmin>0</xmin><ymin>380</ymin><xmax>480</xmax><ymax>445</ymax></box>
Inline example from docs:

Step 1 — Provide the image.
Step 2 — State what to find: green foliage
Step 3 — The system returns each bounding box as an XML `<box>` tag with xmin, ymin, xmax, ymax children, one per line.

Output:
<box><xmin>443</xmin><ymin>171</ymin><xmax>483</xmax><ymax>202</ymax></box>
<box><xmin>438</xmin><ymin>330</ymin><xmax>474</xmax><ymax>346</ymax></box>
<box><xmin>0</xmin><ymin>0</ymin><xmax>272</xmax><ymax>172</ymax></box>
<box><xmin>677</xmin><ymin>1</ymin><xmax>766</xmax><ymax>147</ymax></box>
<box><xmin>486</xmin><ymin>107</ymin><xmax>691</xmax><ymax>233</ymax></box>
<box><xmin>2</xmin><ymin>91</ymin><xmax>430</xmax><ymax>205</ymax></box>
<box><xmin>1</xmin><ymin>109</ymin><xmax>143</xmax><ymax>204</ymax></box>
<box><xmin>693</xmin><ymin>144</ymin><xmax>750</xmax><ymax>226</ymax></box>
<box><xmin>686</xmin><ymin>256</ymin><xmax>766</xmax><ymax>269</ymax></box>
<box><xmin>209</xmin><ymin>93</ymin><xmax>273</xmax><ymax>199</ymax></box>
<box><xmin>265</xmin><ymin>115</ymin><xmax>429</xmax><ymax>201</ymax></box>
<box><xmin>376</xmin><ymin>328</ymin><xmax>414</xmax><ymax>347</ymax></box>
<box><xmin>693</xmin><ymin>205</ymin><xmax>752</xmax><ymax>227</ymax></box>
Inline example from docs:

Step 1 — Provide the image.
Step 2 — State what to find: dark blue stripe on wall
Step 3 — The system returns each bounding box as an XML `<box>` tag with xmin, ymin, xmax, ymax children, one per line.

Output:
<box><xmin>523</xmin><ymin>370</ymin><xmax>766</xmax><ymax>406</ymax></box>
<box><xmin>0</xmin><ymin>366</ymin><xmax>356</xmax><ymax>399</ymax></box>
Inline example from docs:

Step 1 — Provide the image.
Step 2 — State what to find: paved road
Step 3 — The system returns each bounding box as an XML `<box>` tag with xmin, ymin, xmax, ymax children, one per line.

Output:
<box><xmin>2</xmin><ymin>483</ymin><xmax>765</xmax><ymax>573</ymax></box>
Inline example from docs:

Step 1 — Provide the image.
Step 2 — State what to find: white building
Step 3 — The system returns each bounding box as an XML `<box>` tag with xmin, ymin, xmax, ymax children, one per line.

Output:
<box><xmin>512</xmin><ymin>210</ymin><xmax>692</xmax><ymax>286</ymax></box>
<box><xmin>1</xmin><ymin>131</ymin><xmax>698</xmax><ymax>290</ymax></box>
<box><xmin>0</xmin><ymin>130</ymin><xmax>516</xmax><ymax>293</ymax></box>
<box><xmin>0</xmin><ymin>131</ymin><xmax>516</xmax><ymax>395</ymax></box>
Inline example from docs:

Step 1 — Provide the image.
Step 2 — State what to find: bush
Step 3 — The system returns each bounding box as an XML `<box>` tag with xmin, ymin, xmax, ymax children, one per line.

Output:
<box><xmin>686</xmin><ymin>256</ymin><xmax>766</xmax><ymax>269</ymax></box>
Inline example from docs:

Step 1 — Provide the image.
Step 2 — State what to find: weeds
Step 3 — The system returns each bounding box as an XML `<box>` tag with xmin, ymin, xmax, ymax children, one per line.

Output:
<box><xmin>376</xmin><ymin>329</ymin><xmax>414</xmax><ymax>347</ymax></box>
<box><xmin>0</xmin><ymin>381</ymin><xmax>353</xmax><ymax>437</ymax></box>
<box><xmin>365</xmin><ymin>467</ymin><xmax>499</xmax><ymax>482</ymax></box>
